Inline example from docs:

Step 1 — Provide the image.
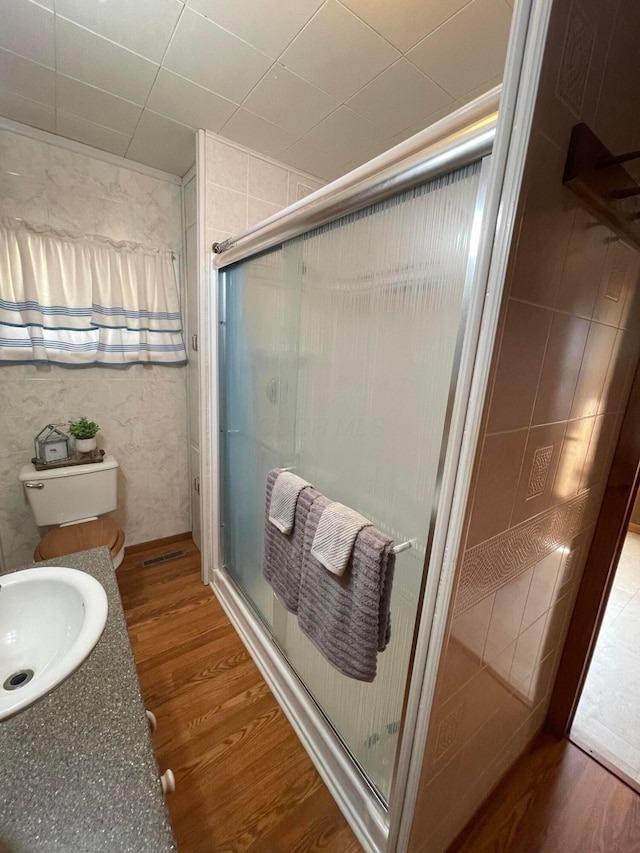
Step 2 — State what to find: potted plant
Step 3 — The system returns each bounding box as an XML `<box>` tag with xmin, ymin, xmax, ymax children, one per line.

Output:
<box><xmin>68</xmin><ymin>416</ymin><xmax>100</xmax><ymax>453</ymax></box>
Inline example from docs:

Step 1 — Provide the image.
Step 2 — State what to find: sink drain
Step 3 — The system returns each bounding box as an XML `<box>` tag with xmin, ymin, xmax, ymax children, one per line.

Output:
<box><xmin>3</xmin><ymin>669</ymin><xmax>34</xmax><ymax>691</ymax></box>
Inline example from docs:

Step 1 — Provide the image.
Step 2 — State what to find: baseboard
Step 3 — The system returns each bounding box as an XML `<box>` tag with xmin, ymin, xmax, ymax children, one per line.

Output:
<box><xmin>124</xmin><ymin>532</ymin><xmax>192</xmax><ymax>556</ymax></box>
<box><xmin>628</xmin><ymin>522</ymin><xmax>640</xmax><ymax>535</ymax></box>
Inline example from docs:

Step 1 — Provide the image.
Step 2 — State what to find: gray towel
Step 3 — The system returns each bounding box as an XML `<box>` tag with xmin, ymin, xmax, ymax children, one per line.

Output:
<box><xmin>263</xmin><ymin>468</ymin><xmax>319</xmax><ymax>613</ymax></box>
<box><xmin>298</xmin><ymin>495</ymin><xmax>396</xmax><ymax>682</ymax></box>
<box><xmin>269</xmin><ymin>470</ymin><xmax>312</xmax><ymax>534</ymax></box>
<box><xmin>311</xmin><ymin>501</ymin><xmax>373</xmax><ymax>576</ymax></box>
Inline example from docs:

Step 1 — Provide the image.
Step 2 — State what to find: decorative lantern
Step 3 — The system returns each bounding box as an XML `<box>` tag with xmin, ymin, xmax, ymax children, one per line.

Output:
<box><xmin>34</xmin><ymin>424</ymin><xmax>71</xmax><ymax>465</ymax></box>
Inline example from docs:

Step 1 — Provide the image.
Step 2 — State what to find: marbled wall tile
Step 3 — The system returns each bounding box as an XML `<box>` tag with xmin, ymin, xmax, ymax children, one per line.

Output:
<box><xmin>0</xmin><ymin>128</ymin><xmax>187</xmax><ymax>568</ymax></box>
<box><xmin>248</xmin><ymin>156</ymin><xmax>289</xmax><ymax>207</ymax></box>
<box><xmin>0</xmin><ymin>171</ymin><xmax>49</xmax><ymax>223</ymax></box>
<box><xmin>206</xmin><ymin>183</ymin><xmax>248</xmax><ymax>235</ymax></box>
<box><xmin>0</xmin><ymin>484</ymin><xmax>40</xmax><ymax>569</ymax></box>
<box><xmin>0</xmin><ymin>129</ymin><xmax>47</xmax><ymax>180</ymax></box>
<box><xmin>247</xmin><ymin>195</ymin><xmax>282</xmax><ymax>228</ymax></box>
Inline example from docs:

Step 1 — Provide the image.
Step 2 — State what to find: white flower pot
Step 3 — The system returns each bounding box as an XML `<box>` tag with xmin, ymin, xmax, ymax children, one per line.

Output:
<box><xmin>75</xmin><ymin>437</ymin><xmax>97</xmax><ymax>453</ymax></box>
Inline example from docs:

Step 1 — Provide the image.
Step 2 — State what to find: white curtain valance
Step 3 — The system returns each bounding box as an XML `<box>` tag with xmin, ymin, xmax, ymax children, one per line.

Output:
<box><xmin>0</xmin><ymin>217</ymin><xmax>187</xmax><ymax>366</ymax></box>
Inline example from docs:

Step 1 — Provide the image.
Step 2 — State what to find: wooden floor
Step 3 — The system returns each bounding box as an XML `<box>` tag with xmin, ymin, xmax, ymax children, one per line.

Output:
<box><xmin>117</xmin><ymin>537</ymin><xmax>361</xmax><ymax>853</ymax></box>
<box><xmin>455</xmin><ymin>732</ymin><xmax>640</xmax><ymax>852</ymax></box>
<box><xmin>117</xmin><ymin>538</ymin><xmax>640</xmax><ymax>853</ymax></box>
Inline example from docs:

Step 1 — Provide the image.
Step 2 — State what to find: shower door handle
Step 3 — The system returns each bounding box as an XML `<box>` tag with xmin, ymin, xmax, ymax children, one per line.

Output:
<box><xmin>25</xmin><ymin>482</ymin><xmax>44</xmax><ymax>489</ymax></box>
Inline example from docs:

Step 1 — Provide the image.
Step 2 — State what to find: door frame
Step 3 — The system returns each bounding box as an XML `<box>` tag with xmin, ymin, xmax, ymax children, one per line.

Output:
<box><xmin>547</xmin><ymin>354</ymin><xmax>640</xmax><ymax>736</ymax></box>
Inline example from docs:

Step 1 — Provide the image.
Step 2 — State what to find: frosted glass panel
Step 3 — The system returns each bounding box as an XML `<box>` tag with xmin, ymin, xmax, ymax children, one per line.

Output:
<box><xmin>220</xmin><ymin>161</ymin><xmax>483</xmax><ymax>801</ymax></box>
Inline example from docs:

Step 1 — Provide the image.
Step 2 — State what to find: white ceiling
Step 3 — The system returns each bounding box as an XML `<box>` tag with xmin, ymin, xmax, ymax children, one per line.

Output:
<box><xmin>0</xmin><ymin>0</ymin><xmax>513</xmax><ymax>180</ymax></box>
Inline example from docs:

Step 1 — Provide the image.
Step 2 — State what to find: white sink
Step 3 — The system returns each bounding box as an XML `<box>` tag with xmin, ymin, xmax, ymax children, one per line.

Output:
<box><xmin>0</xmin><ymin>566</ymin><xmax>108</xmax><ymax>720</ymax></box>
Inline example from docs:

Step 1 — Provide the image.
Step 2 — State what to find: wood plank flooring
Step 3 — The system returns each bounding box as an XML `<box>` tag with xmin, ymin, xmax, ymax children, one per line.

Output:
<box><xmin>454</xmin><ymin>731</ymin><xmax>640</xmax><ymax>852</ymax></box>
<box><xmin>117</xmin><ymin>538</ymin><xmax>361</xmax><ymax>853</ymax></box>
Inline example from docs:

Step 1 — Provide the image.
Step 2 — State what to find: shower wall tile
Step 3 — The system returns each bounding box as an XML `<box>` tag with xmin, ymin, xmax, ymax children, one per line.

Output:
<box><xmin>553</xmin><ymin>416</ymin><xmax>594</xmax><ymax>502</ymax></box>
<box><xmin>569</xmin><ymin>321</ymin><xmax>617</xmax><ymax>420</ymax></box>
<box><xmin>600</xmin><ymin>328</ymin><xmax>640</xmax><ymax>415</ymax></box>
<box><xmin>0</xmin><ymin>127</ymin><xmax>187</xmax><ymax>570</ymax></box>
<box><xmin>510</xmin><ymin>421</ymin><xmax>566</xmax><ymax>526</ymax></box>
<box><xmin>579</xmin><ymin>411</ymin><xmax>621</xmax><ymax>492</ymax></box>
<box><xmin>247</xmin><ymin>196</ymin><xmax>282</xmax><ymax>228</ymax></box>
<box><xmin>483</xmin><ymin>567</ymin><xmax>533</xmax><ymax>663</ymax></box>
<box><xmin>555</xmin><ymin>208</ymin><xmax>608</xmax><ymax>318</ymax></box>
<box><xmin>247</xmin><ymin>156</ymin><xmax>290</xmax><ymax>207</ymax></box>
<box><xmin>465</xmin><ymin>428</ymin><xmax>527</xmax><ymax>549</ymax></box>
<box><xmin>531</xmin><ymin>312</ymin><xmax>589</xmax><ymax>426</ymax></box>
<box><xmin>205</xmin><ymin>183</ymin><xmax>248</xmax><ymax>234</ymax></box>
<box><xmin>508</xmin><ymin>134</ymin><xmax>576</xmax><ymax>309</ymax></box>
<box><xmin>486</xmin><ymin>299</ymin><xmax>552</xmax><ymax>435</ymax></box>
<box><xmin>203</xmin><ymin>131</ymin><xmax>324</xmax><ymax>248</ymax></box>
<box><xmin>411</xmin><ymin>2</ymin><xmax>640</xmax><ymax>850</ymax></box>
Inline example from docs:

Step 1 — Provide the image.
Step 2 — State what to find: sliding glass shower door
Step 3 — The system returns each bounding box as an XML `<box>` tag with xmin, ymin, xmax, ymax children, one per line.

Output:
<box><xmin>219</xmin><ymin>161</ymin><xmax>485</xmax><ymax>801</ymax></box>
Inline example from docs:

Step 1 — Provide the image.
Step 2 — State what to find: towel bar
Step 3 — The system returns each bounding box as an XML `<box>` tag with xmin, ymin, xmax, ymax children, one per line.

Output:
<box><xmin>276</xmin><ymin>469</ymin><xmax>415</xmax><ymax>555</ymax></box>
<box><xmin>392</xmin><ymin>539</ymin><xmax>415</xmax><ymax>555</ymax></box>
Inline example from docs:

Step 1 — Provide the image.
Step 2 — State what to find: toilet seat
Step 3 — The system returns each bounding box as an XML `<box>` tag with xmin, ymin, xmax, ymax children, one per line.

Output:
<box><xmin>34</xmin><ymin>518</ymin><xmax>125</xmax><ymax>564</ymax></box>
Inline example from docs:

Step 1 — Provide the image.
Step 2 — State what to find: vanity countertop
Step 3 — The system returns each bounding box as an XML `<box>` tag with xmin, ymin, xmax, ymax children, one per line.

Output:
<box><xmin>0</xmin><ymin>547</ymin><xmax>176</xmax><ymax>852</ymax></box>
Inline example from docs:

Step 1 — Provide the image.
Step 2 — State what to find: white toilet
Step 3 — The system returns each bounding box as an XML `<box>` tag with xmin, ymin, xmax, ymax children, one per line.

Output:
<box><xmin>18</xmin><ymin>455</ymin><xmax>126</xmax><ymax>569</ymax></box>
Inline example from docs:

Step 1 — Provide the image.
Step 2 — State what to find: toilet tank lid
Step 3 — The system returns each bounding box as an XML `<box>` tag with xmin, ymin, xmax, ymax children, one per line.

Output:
<box><xmin>18</xmin><ymin>454</ymin><xmax>119</xmax><ymax>482</ymax></box>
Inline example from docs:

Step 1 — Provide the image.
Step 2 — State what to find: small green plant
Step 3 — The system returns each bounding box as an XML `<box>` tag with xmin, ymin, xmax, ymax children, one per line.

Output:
<box><xmin>68</xmin><ymin>416</ymin><xmax>100</xmax><ymax>440</ymax></box>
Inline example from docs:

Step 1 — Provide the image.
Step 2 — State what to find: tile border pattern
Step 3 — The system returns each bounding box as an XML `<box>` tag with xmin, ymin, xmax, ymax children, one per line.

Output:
<box><xmin>455</xmin><ymin>485</ymin><xmax>604</xmax><ymax>616</ymax></box>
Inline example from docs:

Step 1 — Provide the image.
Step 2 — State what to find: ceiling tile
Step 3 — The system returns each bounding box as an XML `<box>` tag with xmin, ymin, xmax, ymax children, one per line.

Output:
<box><xmin>54</xmin><ymin>0</ymin><xmax>183</xmax><ymax>63</ymax></box>
<box><xmin>0</xmin><ymin>91</ymin><xmax>55</xmax><ymax>133</ymax></box>
<box><xmin>0</xmin><ymin>0</ymin><xmax>55</xmax><ymax>68</ymax></box>
<box><xmin>280</xmin><ymin>0</ymin><xmax>400</xmax><ymax>101</ymax></box>
<box><xmin>300</xmin><ymin>106</ymin><xmax>387</xmax><ymax>165</ymax></box>
<box><xmin>243</xmin><ymin>64</ymin><xmax>339</xmax><ymax>136</ymax></box>
<box><xmin>340</xmin><ymin>0</ymin><xmax>469</xmax><ymax>53</ymax></box>
<box><xmin>219</xmin><ymin>109</ymin><xmax>296</xmax><ymax>159</ymax></box>
<box><xmin>0</xmin><ymin>48</ymin><xmax>55</xmax><ymax>105</ymax></box>
<box><xmin>456</xmin><ymin>74</ymin><xmax>503</xmax><ymax>106</ymax></box>
<box><xmin>163</xmin><ymin>8</ymin><xmax>271</xmax><ymax>103</ymax></box>
<box><xmin>347</xmin><ymin>59</ymin><xmax>453</xmax><ymax>137</ymax></box>
<box><xmin>187</xmin><ymin>0</ymin><xmax>324</xmax><ymax>58</ymax></box>
<box><xmin>55</xmin><ymin>18</ymin><xmax>159</xmax><ymax>105</ymax></box>
<box><xmin>126</xmin><ymin>110</ymin><xmax>196</xmax><ymax>176</ymax></box>
<box><xmin>279</xmin><ymin>139</ymin><xmax>341</xmax><ymax>182</ymax></box>
<box><xmin>386</xmin><ymin>103</ymin><xmax>460</xmax><ymax>148</ymax></box>
<box><xmin>56</xmin><ymin>111</ymin><xmax>131</xmax><ymax>157</ymax></box>
<box><xmin>56</xmin><ymin>75</ymin><xmax>142</xmax><ymax>135</ymax></box>
<box><xmin>407</xmin><ymin>0</ymin><xmax>512</xmax><ymax>99</ymax></box>
<box><xmin>147</xmin><ymin>69</ymin><xmax>237</xmax><ymax>132</ymax></box>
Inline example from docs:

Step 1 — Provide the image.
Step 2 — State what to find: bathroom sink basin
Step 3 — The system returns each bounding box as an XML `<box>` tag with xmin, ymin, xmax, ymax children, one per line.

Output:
<box><xmin>0</xmin><ymin>566</ymin><xmax>108</xmax><ymax>720</ymax></box>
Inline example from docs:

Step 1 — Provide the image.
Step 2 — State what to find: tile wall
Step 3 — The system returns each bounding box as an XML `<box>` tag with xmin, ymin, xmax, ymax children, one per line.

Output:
<box><xmin>186</xmin><ymin>131</ymin><xmax>324</xmax><ymax>561</ymax></box>
<box><xmin>409</xmin><ymin>0</ymin><xmax>640</xmax><ymax>849</ymax></box>
<box><xmin>203</xmin><ymin>130</ymin><xmax>324</xmax><ymax>251</ymax></box>
<box><xmin>0</xmin><ymin>125</ymin><xmax>189</xmax><ymax>569</ymax></box>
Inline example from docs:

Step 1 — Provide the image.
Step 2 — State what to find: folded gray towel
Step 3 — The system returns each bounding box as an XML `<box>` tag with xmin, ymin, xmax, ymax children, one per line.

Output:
<box><xmin>269</xmin><ymin>470</ymin><xmax>312</xmax><ymax>534</ymax></box>
<box><xmin>263</xmin><ymin>468</ymin><xmax>320</xmax><ymax>613</ymax></box>
<box><xmin>311</xmin><ymin>501</ymin><xmax>373</xmax><ymax>576</ymax></box>
<box><xmin>298</xmin><ymin>495</ymin><xmax>395</xmax><ymax>682</ymax></box>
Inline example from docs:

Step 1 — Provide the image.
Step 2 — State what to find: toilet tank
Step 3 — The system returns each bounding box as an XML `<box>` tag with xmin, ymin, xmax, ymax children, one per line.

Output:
<box><xmin>18</xmin><ymin>455</ymin><xmax>119</xmax><ymax>526</ymax></box>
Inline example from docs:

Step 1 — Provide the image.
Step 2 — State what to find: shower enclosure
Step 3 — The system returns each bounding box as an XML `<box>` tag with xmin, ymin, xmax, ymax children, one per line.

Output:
<box><xmin>209</xmin><ymin>90</ymin><xmax>501</xmax><ymax>851</ymax></box>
